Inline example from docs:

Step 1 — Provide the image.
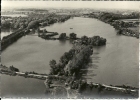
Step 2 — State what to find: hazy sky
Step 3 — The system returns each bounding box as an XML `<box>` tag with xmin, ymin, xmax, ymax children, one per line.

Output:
<box><xmin>1</xmin><ymin>1</ymin><xmax>140</xmax><ymax>10</ymax></box>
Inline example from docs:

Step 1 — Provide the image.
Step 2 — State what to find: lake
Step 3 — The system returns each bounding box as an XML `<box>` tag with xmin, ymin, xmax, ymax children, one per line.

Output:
<box><xmin>1</xmin><ymin>17</ymin><xmax>139</xmax><ymax>98</ymax></box>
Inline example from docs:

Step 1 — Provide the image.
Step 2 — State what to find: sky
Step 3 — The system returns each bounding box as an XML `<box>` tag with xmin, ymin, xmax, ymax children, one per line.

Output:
<box><xmin>1</xmin><ymin>1</ymin><xmax>140</xmax><ymax>10</ymax></box>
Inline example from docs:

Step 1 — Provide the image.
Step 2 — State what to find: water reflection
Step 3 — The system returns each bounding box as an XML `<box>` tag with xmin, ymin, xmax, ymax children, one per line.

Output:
<box><xmin>59</xmin><ymin>39</ymin><xmax>67</xmax><ymax>44</ymax></box>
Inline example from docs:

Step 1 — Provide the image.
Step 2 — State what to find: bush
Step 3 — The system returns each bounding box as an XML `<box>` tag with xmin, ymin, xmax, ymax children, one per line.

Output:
<box><xmin>69</xmin><ymin>33</ymin><xmax>77</xmax><ymax>39</ymax></box>
<box><xmin>27</xmin><ymin>20</ymin><xmax>40</xmax><ymax>29</ymax></box>
<box><xmin>59</xmin><ymin>33</ymin><xmax>66</xmax><ymax>39</ymax></box>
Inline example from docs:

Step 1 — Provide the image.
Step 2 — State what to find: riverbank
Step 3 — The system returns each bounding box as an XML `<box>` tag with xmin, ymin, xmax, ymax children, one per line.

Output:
<box><xmin>1</xmin><ymin>29</ymin><xmax>27</xmax><ymax>51</ymax></box>
<box><xmin>1</xmin><ymin>68</ymin><xmax>138</xmax><ymax>99</ymax></box>
<box><xmin>0</xmin><ymin>63</ymin><xmax>138</xmax><ymax>98</ymax></box>
<box><xmin>83</xmin><ymin>12</ymin><xmax>139</xmax><ymax>38</ymax></box>
<box><xmin>0</xmin><ymin>64</ymin><xmax>48</xmax><ymax>80</ymax></box>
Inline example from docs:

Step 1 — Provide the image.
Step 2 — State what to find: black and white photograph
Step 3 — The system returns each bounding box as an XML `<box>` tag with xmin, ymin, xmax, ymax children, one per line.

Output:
<box><xmin>1</xmin><ymin>1</ymin><xmax>139</xmax><ymax>99</ymax></box>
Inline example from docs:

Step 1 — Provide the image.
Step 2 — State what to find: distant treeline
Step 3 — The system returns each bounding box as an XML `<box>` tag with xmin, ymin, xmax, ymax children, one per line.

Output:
<box><xmin>1</xmin><ymin>13</ymin><xmax>71</xmax><ymax>30</ymax></box>
<box><xmin>84</xmin><ymin>12</ymin><xmax>139</xmax><ymax>38</ymax></box>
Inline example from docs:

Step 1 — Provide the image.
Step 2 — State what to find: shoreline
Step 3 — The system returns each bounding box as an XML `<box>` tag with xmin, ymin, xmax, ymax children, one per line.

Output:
<box><xmin>0</xmin><ymin>64</ymin><xmax>138</xmax><ymax>98</ymax></box>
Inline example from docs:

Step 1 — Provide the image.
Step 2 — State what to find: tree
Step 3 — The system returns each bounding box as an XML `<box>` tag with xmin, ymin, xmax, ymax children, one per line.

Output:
<box><xmin>1</xmin><ymin>20</ymin><xmax>11</xmax><ymax>29</ymax></box>
<box><xmin>81</xmin><ymin>35</ymin><xmax>89</xmax><ymax>45</ymax></box>
<box><xmin>69</xmin><ymin>33</ymin><xmax>77</xmax><ymax>39</ymax></box>
<box><xmin>9</xmin><ymin>65</ymin><xmax>19</xmax><ymax>72</ymax></box>
<box><xmin>117</xmin><ymin>29</ymin><xmax>122</xmax><ymax>35</ymax></box>
<box><xmin>43</xmin><ymin>29</ymin><xmax>47</xmax><ymax>33</ymax></box>
<box><xmin>27</xmin><ymin>20</ymin><xmax>40</xmax><ymax>29</ymax></box>
<box><xmin>49</xmin><ymin>59</ymin><xmax>56</xmax><ymax>69</ymax></box>
<box><xmin>59</xmin><ymin>33</ymin><xmax>66</xmax><ymax>39</ymax></box>
<box><xmin>68</xmin><ymin>46</ymin><xmax>93</xmax><ymax>75</ymax></box>
<box><xmin>89</xmin><ymin>82</ymin><xmax>94</xmax><ymax>91</ymax></box>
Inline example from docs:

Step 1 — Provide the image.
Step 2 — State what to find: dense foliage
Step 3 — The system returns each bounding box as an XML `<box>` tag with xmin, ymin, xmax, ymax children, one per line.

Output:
<box><xmin>78</xmin><ymin>35</ymin><xmax>106</xmax><ymax>46</ymax></box>
<box><xmin>49</xmin><ymin>35</ymin><xmax>106</xmax><ymax>76</ymax></box>
<box><xmin>49</xmin><ymin>49</ymin><xmax>76</xmax><ymax>75</ymax></box>
<box><xmin>59</xmin><ymin>33</ymin><xmax>67</xmax><ymax>39</ymax></box>
<box><xmin>69</xmin><ymin>33</ymin><xmax>77</xmax><ymax>39</ymax></box>
<box><xmin>27</xmin><ymin>20</ymin><xmax>40</xmax><ymax>29</ymax></box>
<box><xmin>9</xmin><ymin>65</ymin><xmax>19</xmax><ymax>72</ymax></box>
<box><xmin>68</xmin><ymin>45</ymin><xmax>93</xmax><ymax>75</ymax></box>
<box><xmin>1</xmin><ymin>14</ymin><xmax>71</xmax><ymax>30</ymax></box>
<box><xmin>86</xmin><ymin>12</ymin><xmax>139</xmax><ymax>38</ymax></box>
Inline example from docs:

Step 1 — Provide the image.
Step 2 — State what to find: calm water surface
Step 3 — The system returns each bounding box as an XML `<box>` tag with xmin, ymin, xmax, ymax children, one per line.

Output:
<box><xmin>1</xmin><ymin>17</ymin><xmax>139</xmax><ymax>98</ymax></box>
